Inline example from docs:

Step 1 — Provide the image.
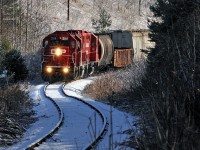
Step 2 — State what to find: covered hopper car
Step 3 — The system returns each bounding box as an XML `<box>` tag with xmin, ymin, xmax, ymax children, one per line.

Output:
<box><xmin>41</xmin><ymin>30</ymin><xmax>133</xmax><ymax>81</ymax></box>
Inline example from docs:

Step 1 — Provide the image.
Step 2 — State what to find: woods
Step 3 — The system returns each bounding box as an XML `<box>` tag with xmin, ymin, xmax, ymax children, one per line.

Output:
<box><xmin>3</xmin><ymin>0</ymin><xmax>200</xmax><ymax>149</ymax></box>
<box><xmin>0</xmin><ymin>0</ymin><xmax>49</xmax><ymax>53</ymax></box>
<box><xmin>84</xmin><ymin>0</ymin><xmax>200</xmax><ymax>149</ymax></box>
<box><xmin>0</xmin><ymin>0</ymin><xmax>40</xmax><ymax>145</ymax></box>
<box><xmin>138</xmin><ymin>0</ymin><xmax>200</xmax><ymax>149</ymax></box>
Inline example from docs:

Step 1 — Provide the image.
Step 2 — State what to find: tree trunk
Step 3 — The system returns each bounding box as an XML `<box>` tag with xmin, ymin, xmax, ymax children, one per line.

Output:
<box><xmin>67</xmin><ymin>0</ymin><xmax>69</xmax><ymax>21</ymax></box>
<box><xmin>25</xmin><ymin>0</ymin><xmax>29</xmax><ymax>53</ymax></box>
<box><xmin>0</xmin><ymin>0</ymin><xmax>3</xmax><ymax>44</ymax></box>
<box><xmin>139</xmin><ymin>0</ymin><xmax>141</xmax><ymax>16</ymax></box>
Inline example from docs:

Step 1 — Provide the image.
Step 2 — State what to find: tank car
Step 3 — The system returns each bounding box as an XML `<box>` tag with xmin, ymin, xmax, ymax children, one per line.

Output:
<box><xmin>41</xmin><ymin>30</ymin><xmax>133</xmax><ymax>82</ymax></box>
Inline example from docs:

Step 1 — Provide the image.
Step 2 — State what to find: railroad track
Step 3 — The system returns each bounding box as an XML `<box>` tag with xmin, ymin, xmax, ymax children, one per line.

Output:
<box><xmin>62</xmin><ymin>83</ymin><xmax>109</xmax><ymax>149</ymax></box>
<box><xmin>26</xmin><ymin>82</ymin><xmax>109</xmax><ymax>150</ymax></box>
<box><xmin>25</xmin><ymin>83</ymin><xmax>64</xmax><ymax>150</ymax></box>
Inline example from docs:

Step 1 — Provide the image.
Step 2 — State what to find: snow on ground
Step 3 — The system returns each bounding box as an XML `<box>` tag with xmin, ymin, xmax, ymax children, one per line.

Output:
<box><xmin>0</xmin><ymin>78</ymin><xmax>136</xmax><ymax>150</ymax></box>
<box><xmin>64</xmin><ymin>77</ymin><xmax>136</xmax><ymax>150</ymax></box>
<box><xmin>1</xmin><ymin>84</ymin><xmax>60</xmax><ymax>150</ymax></box>
<box><xmin>36</xmin><ymin>84</ymin><xmax>103</xmax><ymax>150</ymax></box>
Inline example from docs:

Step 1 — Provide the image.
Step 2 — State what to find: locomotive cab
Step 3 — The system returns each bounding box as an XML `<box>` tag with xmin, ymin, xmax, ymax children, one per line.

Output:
<box><xmin>41</xmin><ymin>31</ymin><xmax>76</xmax><ymax>81</ymax></box>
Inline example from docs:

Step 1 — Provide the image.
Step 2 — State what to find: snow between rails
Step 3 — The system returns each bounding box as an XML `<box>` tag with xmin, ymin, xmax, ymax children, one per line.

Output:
<box><xmin>61</xmin><ymin>84</ymin><xmax>109</xmax><ymax>150</ymax></box>
<box><xmin>26</xmin><ymin>83</ymin><xmax>64</xmax><ymax>150</ymax></box>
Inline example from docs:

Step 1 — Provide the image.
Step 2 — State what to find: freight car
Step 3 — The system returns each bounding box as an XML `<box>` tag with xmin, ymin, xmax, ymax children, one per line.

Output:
<box><xmin>41</xmin><ymin>30</ymin><xmax>133</xmax><ymax>81</ymax></box>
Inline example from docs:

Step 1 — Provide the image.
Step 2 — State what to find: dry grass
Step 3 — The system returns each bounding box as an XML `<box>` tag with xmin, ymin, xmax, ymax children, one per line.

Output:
<box><xmin>83</xmin><ymin>60</ymin><xmax>146</xmax><ymax>103</ymax></box>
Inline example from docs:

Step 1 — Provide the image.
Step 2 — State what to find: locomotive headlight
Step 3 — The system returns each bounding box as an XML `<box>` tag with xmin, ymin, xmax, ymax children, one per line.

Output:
<box><xmin>55</xmin><ymin>48</ymin><xmax>62</xmax><ymax>56</ymax></box>
<box><xmin>63</xmin><ymin>67</ymin><xmax>69</xmax><ymax>74</ymax></box>
<box><xmin>46</xmin><ymin>67</ymin><xmax>53</xmax><ymax>73</ymax></box>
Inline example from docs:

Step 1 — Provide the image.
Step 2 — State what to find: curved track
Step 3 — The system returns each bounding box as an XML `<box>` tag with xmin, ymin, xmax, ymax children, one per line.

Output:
<box><xmin>62</xmin><ymin>84</ymin><xmax>109</xmax><ymax>149</ymax></box>
<box><xmin>26</xmin><ymin>82</ymin><xmax>108</xmax><ymax>150</ymax></box>
<box><xmin>26</xmin><ymin>84</ymin><xmax>64</xmax><ymax>150</ymax></box>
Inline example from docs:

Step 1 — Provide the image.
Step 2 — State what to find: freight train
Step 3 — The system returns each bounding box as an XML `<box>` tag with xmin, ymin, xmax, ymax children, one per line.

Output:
<box><xmin>41</xmin><ymin>30</ymin><xmax>133</xmax><ymax>82</ymax></box>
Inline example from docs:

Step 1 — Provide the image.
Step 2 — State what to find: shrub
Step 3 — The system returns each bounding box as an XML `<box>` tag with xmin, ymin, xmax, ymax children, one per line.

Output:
<box><xmin>2</xmin><ymin>50</ymin><xmax>28</xmax><ymax>82</ymax></box>
<box><xmin>83</xmin><ymin>61</ymin><xmax>146</xmax><ymax>103</ymax></box>
<box><xmin>0</xmin><ymin>84</ymin><xmax>36</xmax><ymax>145</ymax></box>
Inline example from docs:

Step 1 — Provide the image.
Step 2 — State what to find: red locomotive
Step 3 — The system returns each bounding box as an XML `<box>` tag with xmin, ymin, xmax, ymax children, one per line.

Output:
<box><xmin>41</xmin><ymin>30</ymin><xmax>133</xmax><ymax>81</ymax></box>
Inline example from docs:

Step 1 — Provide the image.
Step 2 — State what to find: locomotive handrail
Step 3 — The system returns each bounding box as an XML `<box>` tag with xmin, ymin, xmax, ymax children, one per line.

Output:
<box><xmin>62</xmin><ymin>83</ymin><xmax>109</xmax><ymax>150</ymax></box>
<box><xmin>25</xmin><ymin>83</ymin><xmax>64</xmax><ymax>150</ymax></box>
<box><xmin>71</xmin><ymin>52</ymin><xmax>75</xmax><ymax>64</ymax></box>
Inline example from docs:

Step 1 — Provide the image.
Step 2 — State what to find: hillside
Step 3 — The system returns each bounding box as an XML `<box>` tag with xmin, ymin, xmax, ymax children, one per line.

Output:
<box><xmin>0</xmin><ymin>0</ymin><xmax>155</xmax><ymax>54</ymax></box>
<box><xmin>22</xmin><ymin>0</ymin><xmax>155</xmax><ymax>35</ymax></box>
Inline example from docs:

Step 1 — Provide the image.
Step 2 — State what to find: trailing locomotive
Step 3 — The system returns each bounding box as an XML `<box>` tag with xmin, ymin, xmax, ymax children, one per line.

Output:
<box><xmin>41</xmin><ymin>30</ymin><xmax>133</xmax><ymax>81</ymax></box>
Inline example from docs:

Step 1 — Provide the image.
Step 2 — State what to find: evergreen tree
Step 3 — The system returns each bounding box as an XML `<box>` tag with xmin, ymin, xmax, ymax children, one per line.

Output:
<box><xmin>2</xmin><ymin>50</ymin><xmax>28</xmax><ymax>82</ymax></box>
<box><xmin>92</xmin><ymin>8</ymin><xmax>112</xmax><ymax>33</ymax></box>
<box><xmin>137</xmin><ymin>0</ymin><xmax>200</xmax><ymax>149</ymax></box>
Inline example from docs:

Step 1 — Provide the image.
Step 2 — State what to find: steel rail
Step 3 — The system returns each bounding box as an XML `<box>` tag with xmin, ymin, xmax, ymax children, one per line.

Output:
<box><xmin>26</xmin><ymin>80</ymin><xmax>109</xmax><ymax>150</ymax></box>
<box><xmin>25</xmin><ymin>83</ymin><xmax>64</xmax><ymax>150</ymax></box>
<box><xmin>62</xmin><ymin>83</ymin><xmax>109</xmax><ymax>150</ymax></box>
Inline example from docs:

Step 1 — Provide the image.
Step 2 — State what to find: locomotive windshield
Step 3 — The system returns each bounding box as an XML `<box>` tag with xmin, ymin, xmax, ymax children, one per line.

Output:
<box><xmin>44</xmin><ymin>36</ymin><xmax>69</xmax><ymax>47</ymax></box>
<box><xmin>49</xmin><ymin>40</ymin><xmax>69</xmax><ymax>46</ymax></box>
